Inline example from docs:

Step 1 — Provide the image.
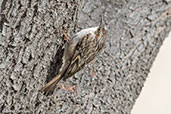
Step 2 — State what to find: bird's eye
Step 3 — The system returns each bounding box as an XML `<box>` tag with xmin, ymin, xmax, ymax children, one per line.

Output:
<box><xmin>98</xmin><ymin>27</ymin><xmax>101</xmax><ymax>32</ymax></box>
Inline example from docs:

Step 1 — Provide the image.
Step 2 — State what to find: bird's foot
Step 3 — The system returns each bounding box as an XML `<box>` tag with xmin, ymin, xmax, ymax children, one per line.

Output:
<box><xmin>61</xmin><ymin>84</ymin><xmax>77</xmax><ymax>96</ymax></box>
<box><xmin>62</xmin><ymin>29</ymin><xmax>69</xmax><ymax>43</ymax></box>
<box><xmin>92</xmin><ymin>69</ymin><xmax>96</xmax><ymax>78</ymax></box>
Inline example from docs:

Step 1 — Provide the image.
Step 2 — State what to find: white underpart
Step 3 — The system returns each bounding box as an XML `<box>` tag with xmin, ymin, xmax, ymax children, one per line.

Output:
<box><xmin>76</xmin><ymin>27</ymin><xmax>98</xmax><ymax>39</ymax></box>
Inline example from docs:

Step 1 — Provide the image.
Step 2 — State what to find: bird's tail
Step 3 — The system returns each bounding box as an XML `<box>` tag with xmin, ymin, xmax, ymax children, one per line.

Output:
<box><xmin>40</xmin><ymin>73</ymin><xmax>63</xmax><ymax>95</ymax></box>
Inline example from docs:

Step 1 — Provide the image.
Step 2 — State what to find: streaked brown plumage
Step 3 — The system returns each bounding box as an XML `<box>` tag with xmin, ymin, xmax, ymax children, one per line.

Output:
<box><xmin>41</xmin><ymin>15</ymin><xmax>107</xmax><ymax>95</ymax></box>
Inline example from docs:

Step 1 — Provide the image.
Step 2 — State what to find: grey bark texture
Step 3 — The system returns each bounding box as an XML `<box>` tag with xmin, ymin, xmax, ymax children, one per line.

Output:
<box><xmin>0</xmin><ymin>0</ymin><xmax>171</xmax><ymax>114</ymax></box>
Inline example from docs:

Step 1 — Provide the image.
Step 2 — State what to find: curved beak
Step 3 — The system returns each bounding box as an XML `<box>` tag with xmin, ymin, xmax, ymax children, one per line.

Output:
<box><xmin>100</xmin><ymin>13</ymin><xmax>105</xmax><ymax>27</ymax></box>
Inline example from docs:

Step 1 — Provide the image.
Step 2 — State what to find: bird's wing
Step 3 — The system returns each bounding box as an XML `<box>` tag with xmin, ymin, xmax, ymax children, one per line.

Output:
<box><xmin>62</xmin><ymin>33</ymin><xmax>97</xmax><ymax>80</ymax></box>
<box><xmin>62</xmin><ymin>45</ymin><xmax>83</xmax><ymax>80</ymax></box>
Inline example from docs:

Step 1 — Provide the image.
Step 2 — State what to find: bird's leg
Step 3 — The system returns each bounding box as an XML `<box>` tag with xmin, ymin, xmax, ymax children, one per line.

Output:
<box><xmin>90</xmin><ymin>60</ymin><xmax>97</xmax><ymax>78</ymax></box>
<box><xmin>61</xmin><ymin>83</ymin><xmax>77</xmax><ymax>96</ymax></box>
<box><xmin>92</xmin><ymin>69</ymin><xmax>96</xmax><ymax>78</ymax></box>
<box><xmin>62</xmin><ymin>29</ymin><xmax>69</xmax><ymax>43</ymax></box>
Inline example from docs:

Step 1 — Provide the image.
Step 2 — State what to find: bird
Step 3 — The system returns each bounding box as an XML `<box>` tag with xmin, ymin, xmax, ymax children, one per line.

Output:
<box><xmin>40</xmin><ymin>14</ymin><xmax>107</xmax><ymax>95</ymax></box>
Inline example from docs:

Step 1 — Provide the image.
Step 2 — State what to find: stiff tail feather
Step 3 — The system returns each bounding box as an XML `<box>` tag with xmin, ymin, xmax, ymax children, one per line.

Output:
<box><xmin>40</xmin><ymin>73</ymin><xmax>63</xmax><ymax>95</ymax></box>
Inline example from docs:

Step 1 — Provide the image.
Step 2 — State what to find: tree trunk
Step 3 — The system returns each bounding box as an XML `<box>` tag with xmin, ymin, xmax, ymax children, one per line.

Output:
<box><xmin>0</xmin><ymin>0</ymin><xmax>171</xmax><ymax>114</ymax></box>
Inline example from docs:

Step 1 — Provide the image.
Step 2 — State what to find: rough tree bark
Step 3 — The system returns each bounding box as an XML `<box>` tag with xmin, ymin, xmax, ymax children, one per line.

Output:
<box><xmin>0</xmin><ymin>0</ymin><xmax>171</xmax><ymax>114</ymax></box>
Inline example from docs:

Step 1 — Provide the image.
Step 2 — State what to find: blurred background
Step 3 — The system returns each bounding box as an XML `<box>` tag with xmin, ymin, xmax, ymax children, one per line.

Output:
<box><xmin>132</xmin><ymin>31</ymin><xmax>171</xmax><ymax>114</ymax></box>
